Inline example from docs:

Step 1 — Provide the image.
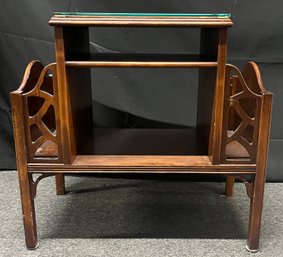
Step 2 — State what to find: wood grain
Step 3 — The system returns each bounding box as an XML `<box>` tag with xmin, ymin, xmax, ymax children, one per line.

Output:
<box><xmin>28</xmin><ymin>154</ymin><xmax>256</xmax><ymax>173</ymax></box>
<box><xmin>49</xmin><ymin>15</ymin><xmax>233</xmax><ymax>27</ymax></box>
<box><xmin>65</xmin><ymin>61</ymin><xmax>218</xmax><ymax>68</ymax></box>
<box><xmin>196</xmin><ymin>28</ymin><xmax>219</xmax><ymax>156</ymax></box>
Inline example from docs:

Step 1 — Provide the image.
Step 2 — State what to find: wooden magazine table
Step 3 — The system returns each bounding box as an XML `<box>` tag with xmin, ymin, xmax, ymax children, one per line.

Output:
<box><xmin>10</xmin><ymin>13</ymin><xmax>273</xmax><ymax>252</ymax></box>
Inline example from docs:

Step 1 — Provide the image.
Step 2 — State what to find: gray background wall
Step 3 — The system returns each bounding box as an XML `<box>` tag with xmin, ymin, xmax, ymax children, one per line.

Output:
<box><xmin>0</xmin><ymin>1</ymin><xmax>282</xmax><ymax>181</ymax></box>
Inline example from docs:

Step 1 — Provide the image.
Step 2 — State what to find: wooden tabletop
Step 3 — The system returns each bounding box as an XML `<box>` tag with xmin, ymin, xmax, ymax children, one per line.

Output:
<box><xmin>49</xmin><ymin>12</ymin><xmax>233</xmax><ymax>27</ymax></box>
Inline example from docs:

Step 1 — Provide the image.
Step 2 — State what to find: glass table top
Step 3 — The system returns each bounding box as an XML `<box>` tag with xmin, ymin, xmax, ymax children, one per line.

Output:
<box><xmin>54</xmin><ymin>12</ymin><xmax>231</xmax><ymax>18</ymax></box>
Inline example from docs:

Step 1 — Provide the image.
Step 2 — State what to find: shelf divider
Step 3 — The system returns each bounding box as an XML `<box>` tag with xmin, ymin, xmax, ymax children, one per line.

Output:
<box><xmin>65</xmin><ymin>60</ymin><xmax>218</xmax><ymax>68</ymax></box>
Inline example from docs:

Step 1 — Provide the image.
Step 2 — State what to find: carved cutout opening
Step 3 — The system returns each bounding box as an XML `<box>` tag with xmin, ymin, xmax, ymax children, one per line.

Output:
<box><xmin>238</xmin><ymin>97</ymin><xmax>256</xmax><ymax>118</ymax></box>
<box><xmin>27</xmin><ymin>96</ymin><xmax>45</xmax><ymax>116</ymax></box>
<box><xmin>22</xmin><ymin>62</ymin><xmax>43</xmax><ymax>93</ymax></box>
<box><xmin>30</xmin><ymin>124</ymin><xmax>42</xmax><ymax>142</ymax></box>
<box><xmin>230</xmin><ymin>76</ymin><xmax>243</xmax><ymax>95</ymax></box>
<box><xmin>226</xmin><ymin>140</ymin><xmax>250</xmax><ymax>159</ymax></box>
<box><xmin>42</xmin><ymin>105</ymin><xmax>56</xmax><ymax>133</ymax></box>
<box><xmin>34</xmin><ymin>140</ymin><xmax>58</xmax><ymax>157</ymax></box>
<box><xmin>221</xmin><ymin>65</ymin><xmax>264</xmax><ymax>164</ymax></box>
<box><xmin>40</xmin><ymin>76</ymin><xmax>54</xmax><ymax>95</ymax></box>
<box><xmin>242</xmin><ymin>125</ymin><xmax>254</xmax><ymax>144</ymax></box>
<box><xmin>228</xmin><ymin>105</ymin><xmax>242</xmax><ymax>132</ymax></box>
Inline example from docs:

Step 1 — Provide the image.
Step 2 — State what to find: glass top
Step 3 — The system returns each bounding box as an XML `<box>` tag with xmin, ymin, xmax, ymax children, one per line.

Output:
<box><xmin>54</xmin><ymin>12</ymin><xmax>231</xmax><ymax>18</ymax></box>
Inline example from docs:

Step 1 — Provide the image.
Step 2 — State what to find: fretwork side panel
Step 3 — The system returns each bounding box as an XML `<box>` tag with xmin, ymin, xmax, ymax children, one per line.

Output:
<box><xmin>221</xmin><ymin>63</ymin><xmax>265</xmax><ymax>164</ymax></box>
<box><xmin>21</xmin><ymin>62</ymin><xmax>62</xmax><ymax>162</ymax></box>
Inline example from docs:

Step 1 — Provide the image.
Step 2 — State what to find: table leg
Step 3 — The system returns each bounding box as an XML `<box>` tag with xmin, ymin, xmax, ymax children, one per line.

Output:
<box><xmin>55</xmin><ymin>174</ymin><xmax>65</xmax><ymax>195</ymax></box>
<box><xmin>18</xmin><ymin>169</ymin><xmax>38</xmax><ymax>249</ymax></box>
<box><xmin>225</xmin><ymin>176</ymin><xmax>235</xmax><ymax>197</ymax></box>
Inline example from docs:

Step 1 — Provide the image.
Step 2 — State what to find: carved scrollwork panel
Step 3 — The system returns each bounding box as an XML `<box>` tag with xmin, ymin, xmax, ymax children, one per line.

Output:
<box><xmin>221</xmin><ymin>65</ymin><xmax>262</xmax><ymax>164</ymax></box>
<box><xmin>22</xmin><ymin>64</ymin><xmax>62</xmax><ymax>162</ymax></box>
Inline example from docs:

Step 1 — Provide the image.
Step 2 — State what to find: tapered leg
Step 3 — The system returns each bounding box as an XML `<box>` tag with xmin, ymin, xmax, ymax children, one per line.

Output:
<box><xmin>18</xmin><ymin>169</ymin><xmax>38</xmax><ymax>249</ymax></box>
<box><xmin>246</xmin><ymin>173</ymin><xmax>266</xmax><ymax>252</ymax></box>
<box><xmin>11</xmin><ymin>93</ymin><xmax>38</xmax><ymax>249</ymax></box>
<box><xmin>225</xmin><ymin>176</ymin><xmax>235</xmax><ymax>197</ymax></box>
<box><xmin>245</xmin><ymin>93</ymin><xmax>272</xmax><ymax>252</ymax></box>
<box><xmin>55</xmin><ymin>174</ymin><xmax>65</xmax><ymax>195</ymax></box>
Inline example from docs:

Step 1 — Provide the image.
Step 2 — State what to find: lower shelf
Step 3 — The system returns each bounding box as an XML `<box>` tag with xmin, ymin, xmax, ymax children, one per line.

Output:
<box><xmin>28</xmin><ymin>154</ymin><xmax>256</xmax><ymax>174</ymax></box>
<box><xmin>30</xmin><ymin>128</ymin><xmax>254</xmax><ymax>173</ymax></box>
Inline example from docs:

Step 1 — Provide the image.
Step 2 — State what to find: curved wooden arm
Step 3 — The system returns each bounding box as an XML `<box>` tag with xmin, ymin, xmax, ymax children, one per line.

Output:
<box><xmin>14</xmin><ymin>61</ymin><xmax>44</xmax><ymax>93</ymax></box>
<box><xmin>226</xmin><ymin>62</ymin><xmax>272</xmax><ymax>96</ymax></box>
<box><xmin>242</xmin><ymin>61</ymin><xmax>272</xmax><ymax>95</ymax></box>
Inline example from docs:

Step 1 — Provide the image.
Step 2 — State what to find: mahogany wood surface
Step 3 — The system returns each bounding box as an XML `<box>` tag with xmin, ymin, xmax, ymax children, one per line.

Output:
<box><xmin>209</xmin><ymin>28</ymin><xmax>228</xmax><ymax>164</ymax></box>
<box><xmin>28</xmin><ymin>155</ymin><xmax>256</xmax><ymax>174</ymax></box>
<box><xmin>246</xmin><ymin>63</ymin><xmax>273</xmax><ymax>251</ymax></box>
<box><xmin>10</xmin><ymin>92</ymin><xmax>38</xmax><ymax>249</ymax></box>
<box><xmin>220</xmin><ymin>63</ymin><xmax>271</xmax><ymax>164</ymax></box>
<box><xmin>196</xmin><ymin>28</ymin><xmax>218</xmax><ymax>156</ymax></box>
<box><xmin>65</xmin><ymin>60</ymin><xmax>218</xmax><ymax>68</ymax></box>
<box><xmin>55</xmin><ymin>174</ymin><xmax>65</xmax><ymax>195</ymax></box>
<box><xmin>225</xmin><ymin>176</ymin><xmax>235</xmax><ymax>197</ymax></box>
<box><xmin>10</xmin><ymin>14</ymin><xmax>273</xmax><ymax>252</ymax></box>
<box><xmin>49</xmin><ymin>14</ymin><xmax>233</xmax><ymax>27</ymax></box>
<box><xmin>54</xmin><ymin>27</ymin><xmax>75</xmax><ymax>163</ymax></box>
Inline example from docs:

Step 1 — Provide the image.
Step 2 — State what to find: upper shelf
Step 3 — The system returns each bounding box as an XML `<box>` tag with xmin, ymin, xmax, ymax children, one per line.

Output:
<box><xmin>49</xmin><ymin>12</ymin><xmax>233</xmax><ymax>27</ymax></box>
<box><xmin>65</xmin><ymin>53</ymin><xmax>218</xmax><ymax>68</ymax></box>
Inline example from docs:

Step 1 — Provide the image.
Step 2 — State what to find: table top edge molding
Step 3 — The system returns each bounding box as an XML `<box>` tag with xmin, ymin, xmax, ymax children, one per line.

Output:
<box><xmin>49</xmin><ymin>13</ymin><xmax>233</xmax><ymax>27</ymax></box>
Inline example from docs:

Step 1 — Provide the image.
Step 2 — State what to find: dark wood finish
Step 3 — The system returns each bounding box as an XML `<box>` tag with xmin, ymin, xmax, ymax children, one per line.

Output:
<box><xmin>196</xmin><ymin>28</ymin><xmax>219</xmax><ymax>155</ymax></box>
<box><xmin>28</xmin><ymin>155</ymin><xmax>256</xmax><ymax>174</ymax></box>
<box><xmin>62</xmin><ymin>27</ymin><xmax>93</xmax><ymax>159</ymax></box>
<box><xmin>55</xmin><ymin>174</ymin><xmax>65</xmax><ymax>195</ymax></box>
<box><xmin>54</xmin><ymin>27</ymin><xmax>75</xmax><ymax>163</ymax></box>
<box><xmin>49</xmin><ymin>15</ymin><xmax>233</xmax><ymax>27</ymax></box>
<box><xmin>232</xmin><ymin>176</ymin><xmax>254</xmax><ymax>199</ymax></box>
<box><xmin>209</xmin><ymin>28</ymin><xmax>228</xmax><ymax>164</ymax></box>
<box><xmin>220</xmin><ymin>63</ymin><xmax>264</xmax><ymax>164</ymax></box>
<box><xmin>20</xmin><ymin>62</ymin><xmax>62</xmax><ymax>163</ymax></box>
<box><xmin>246</xmin><ymin>63</ymin><xmax>273</xmax><ymax>252</ymax></box>
<box><xmin>75</xmin><ymin>128</ymin><xmax>255</xmax><ymax>158</ymax></box>
<box><xmin>10</xmin><ymin>92</ymin><xmax>38</xmax><ymax>249</ymax></box>
<box><xmin>10</xmin><ymin>14</ymin><xmax>273</xmax><ymax>251</ymax></box>
<box><xmin>225</xmin><ymin>176</ymin><xmax>235</xmax><ymax>197</ymax></box>
<box><xmin>65</xmin><ymin>60</ymin><xmax>218</xmax><ymax>68</ymax></box>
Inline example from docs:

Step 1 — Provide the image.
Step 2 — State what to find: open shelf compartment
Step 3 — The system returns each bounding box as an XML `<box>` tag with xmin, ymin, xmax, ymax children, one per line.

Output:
<box><xmin>12</xmin><ymin>59</ymin><xmax>271</xmax><ymax>167</ymax></box>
